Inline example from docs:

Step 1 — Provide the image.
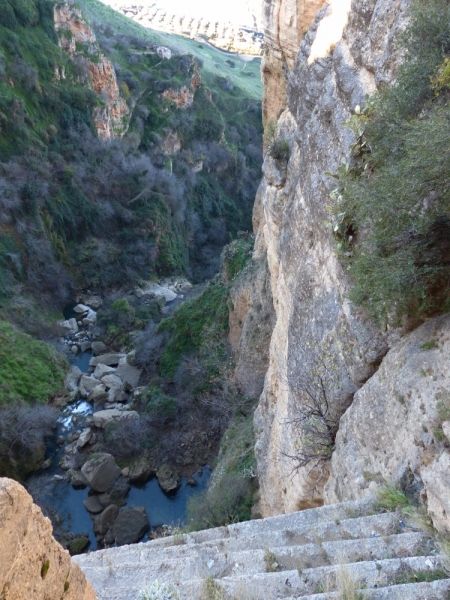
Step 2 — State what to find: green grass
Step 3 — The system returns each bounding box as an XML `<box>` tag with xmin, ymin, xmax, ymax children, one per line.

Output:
<box><xmin>158</xmin><ymin>278</ymin><xmax>230</xmax><ymax>377</ymax></box>
<box><xmin>374</xmin><ymin>486</ymin><xmax>411</xmax><ymax>513</ymax></box>
<box><xmin>0</xmin><ymin>321</ymin><xmax>67</xmax><ymax>404</ymax></box>
<box><xmin>77</xmin><ymin>0</ymin><xmax>262</xmax><ymax>100</ymax></box>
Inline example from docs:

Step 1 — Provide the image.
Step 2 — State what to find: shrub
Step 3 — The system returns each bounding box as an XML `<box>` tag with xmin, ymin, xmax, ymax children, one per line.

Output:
<box><xmin>103</xmin><ymin>416</ymin><xmax>153</xmax><ymax>458</ymax></box>
<box><xmin>331</xmin><ymin>0</ymin><xmax>450</xmax><ymax>325</ymax></box>
<box><xmin>269</xmin><ymin>138</ymin><xmax>290</xmax><ymax>167</ymax></box>
<box><xmin>0</xmin><ymin>0</ymin><xmax>19</xmax><ymax>31</ymax></box>
<box><xmin>0</xmin><ymin>403</ymin><xmax>58</xmax><ymax>479</ymax></box>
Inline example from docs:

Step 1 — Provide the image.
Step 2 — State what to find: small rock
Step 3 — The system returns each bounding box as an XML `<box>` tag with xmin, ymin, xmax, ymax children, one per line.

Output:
<box><xmin>91</xmin><ymin>341</ymin><xmax>108</xmax><ymax>355</ymax></box>
<box><xmin>76</xmin><ymin>428</ymin><xmax>93</xmax><ymax>449</ymax></box>
<box><xmin>53</xmin><ymin>474</ymin><xmax>64</xmax><ymax>482</ymax></box>
<box><xmin>84</xmin><ymin>295</ymin><xmax>103</xmax><ymax>310</ymax></box>
<box><xmin>128</xmin><ymin>456</ymin><xmax>155</xmax><ymax>483</ymax></box>
<box><xmin>89</xmin><ymin>353</ymin><xmax>125</xmax><ymax>368</ymax></box>
<box><xmin>83</xmin><ymin>495</ymin><xmax>104</xmax><ymax>514</ymax></box>
<box><xmin>41</xmin><ymin>458</ymin><xmax>52</xmax><ymax>470</ymax></box>
<box><xmin>108</xmin><ymin>387</ymin><xmax>128</xmax><ymax>403</ymax></box>
<box><xmin>122</xmin><ymin>467</ymin><xmax>130</xmax><ymax>477</ymax></box>
<box><xmin>187</xmin><ymin>478</ymin><xmax>197</xmax><ymax>487</ymax></box>
<box><xmin>80</xmin><ymin>341</ymin><xmax>92</xmax><ymax>352</ymax></box>
<box><xmin>88</xmin><ymin>384</ymin><xmax>108</xmax><ymax>404</ymax></box>
<box><xmin>156</xmin><ymin>464</ymin><xmax>181</xmax><ymax>493</ymax></box>
<box><xmin>68</xmin><ymin>469</ymin><xmax>88</xmax><ymax>489</ymax></box>
<box><xmin>71</xmin><ymin>345</ymin><xmax>79</xmax><ymax>354</ymax></box>
<box><xmin>79</xmin><ymin>375</ymin><xmax>102</xmax><ymax>397</ymax></box>
<box><xmin>442</xmin><ymin>421</ymin><xmax>450</xmax><ymax>441</ymax></box>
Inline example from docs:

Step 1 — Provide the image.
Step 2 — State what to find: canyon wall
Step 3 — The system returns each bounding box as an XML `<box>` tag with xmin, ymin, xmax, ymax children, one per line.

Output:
<box><xmin>0</xmin><ymin>478</ymin><xmax>96</xmax><ymax>600</ymax></box>
<box><xmin>252</xmin><ymin>0</ymin><xmax>411</xmax><ymax>517</ymax></box>
<box><xmin>54</xmin><ymin>2</ymin><xmax>128</xmax><ymax>140</ymax></box>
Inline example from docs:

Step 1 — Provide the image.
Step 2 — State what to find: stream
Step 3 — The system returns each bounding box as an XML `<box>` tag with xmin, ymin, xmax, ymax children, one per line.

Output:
<box><xmin>29</xmin><ymin>295</ymin><xmax>211</xmax><ymax>552</ymax></box>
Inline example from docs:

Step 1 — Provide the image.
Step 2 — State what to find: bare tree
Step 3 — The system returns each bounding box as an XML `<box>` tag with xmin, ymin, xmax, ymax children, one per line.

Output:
<box><xmin>282</xmin><ymin>341</ymin><xmax>348</xmax><ymax>494</ymax></box>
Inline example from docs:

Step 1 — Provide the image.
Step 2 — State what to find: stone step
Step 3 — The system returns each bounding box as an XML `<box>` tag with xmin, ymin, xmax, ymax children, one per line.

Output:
<box><xmin>93</xmin><ymin>575</ymin><xmax>450</xmax><ymax>600</ymax></box>
<box><xmin>292</xmin><ymin>578</ymin><xmax>450</xmax><ymax>599</ymax></box>
<box><xmin>75</xmin><ymin>509</ymin><xmax>397</xmax><ymax>572</ymax></box>
<box><xmin>77</xmin><ymin>498</ymin><xmax>375</xmax><ymax>567</ymax></box>
<box><xmin>79</xmin><ymin>531</ymin><xmax>431</xmax><ymax>595</ymax></box>
<box><xmin>184</xmin><ymin>554</ymin><xmax>446</xmax><ymax>599</ymax></box>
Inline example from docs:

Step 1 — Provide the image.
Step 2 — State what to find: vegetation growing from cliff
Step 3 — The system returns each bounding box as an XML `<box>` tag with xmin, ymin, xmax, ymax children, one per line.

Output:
<box><xmin>331</xmin><ymin>0</ymin><xmax>450</xmax><ymax>325</ymax></box>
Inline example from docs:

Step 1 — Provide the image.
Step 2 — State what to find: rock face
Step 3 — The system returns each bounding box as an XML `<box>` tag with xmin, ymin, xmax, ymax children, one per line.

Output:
<box><xmin>0</xmin><ymin>478</ymin><xmax>96</xmax><ymax>600</ymax></box>
<box><xmin>261</xmin><ymin>0</ymin><xmax>327</xmax><ymax>124</ymax></box>
<box><xmin>253</xmin><ymin>0</ymin><xmax>410</xmax><ymax>516</ymax></box>
<box><xmin>325</xmin><ymin>314</ymin><xmax>450</xmax><ymax>534</ymax></box>
<box><xmin>54</xmin><ymin>3</ymin><xmax>128</xmax><ymax>140</ymax></box>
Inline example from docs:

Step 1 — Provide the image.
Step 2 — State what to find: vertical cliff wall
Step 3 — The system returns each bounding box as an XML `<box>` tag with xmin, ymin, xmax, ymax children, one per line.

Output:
<box><xmin>253</xmin><ymin>0</ymin><xmax>411</xmax><ymax>516</ymax></box>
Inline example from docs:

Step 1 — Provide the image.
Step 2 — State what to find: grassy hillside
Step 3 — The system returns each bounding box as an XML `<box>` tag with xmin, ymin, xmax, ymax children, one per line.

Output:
<box><xmin>77</xmin><ymin>0</ymin><xmax>263</xmax><ymax>100</ymax></box>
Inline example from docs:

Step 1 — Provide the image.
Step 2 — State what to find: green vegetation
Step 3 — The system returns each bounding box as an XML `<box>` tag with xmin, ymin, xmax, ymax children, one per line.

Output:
<box><xmin>0</xmin><ymin>321</ymin><xmax>67</xmax><ymax>404</ymax></box>
<box><xmin>40</xmin><ymin>558</ymin><xmax>50</xmax><ymax>579</ymax></box>
<box><xmin>269</xmin><ymin>138</ymin><xmax>290</xmax><ymax>168</ymax></box>
<box><xmin>391</xmin><ymin>569</ymin><xmax>448</xmax><ymax>585</ymax></box>
<box><xmin>330</xmin><ymin>0</ymin><xmax>450</xmax><ymax>325</ymax></box>
<box><xmin>374</xmin><ymin>485</ymin><xmax>411</xmax><ymax>513</ymax></box>
<box><xmin>421</xmin><ymin>339</ymin><xmax>439</xmax><ymax>350</ymax></box>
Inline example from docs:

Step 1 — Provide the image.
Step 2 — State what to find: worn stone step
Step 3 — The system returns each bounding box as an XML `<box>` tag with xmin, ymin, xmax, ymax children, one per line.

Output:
<box><xmin>79</xmin><ymin>532</ymin><xmax>431</xmax><ymax>594</ymax></box>
<box><xmin>190</xmin><ymin>554</ymin><xmax>446</xmax><ymax>599</ymax></box>
<box><xmin>75</xmin><ymin>510</ymin><xmax>397</xmax><ymax>573</ymax></box>
<box><xmin>292</xmin><ymin>577</ymin><xmax>450</xmax><ymax>599</ymax></box>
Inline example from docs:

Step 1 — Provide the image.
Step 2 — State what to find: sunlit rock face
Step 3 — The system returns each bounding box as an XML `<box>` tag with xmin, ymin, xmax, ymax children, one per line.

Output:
<box><xmin>261</xmin><ymin>0</ymin><xmax>327</xmax><ymax>125</ymax></box>
<box><xmin>0</xmin><ymin>477</ymin><xmax>97</xmax><ymax>600</ymax></box>
<box><xmin>54</xmin><ymin>3</ymin><xmax>128</xmax><ymax>140</ymax></box>
<box><xmin>254</xmin><ymin>0</ymin><xmax>410</xmax><ymax>517</ymax></box>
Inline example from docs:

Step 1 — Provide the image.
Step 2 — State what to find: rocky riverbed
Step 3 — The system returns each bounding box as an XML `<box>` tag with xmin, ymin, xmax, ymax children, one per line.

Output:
<box><xmin>27</xmin><ymin>279</ymin><xmax>213</xmax><ymax>554</ymax></box>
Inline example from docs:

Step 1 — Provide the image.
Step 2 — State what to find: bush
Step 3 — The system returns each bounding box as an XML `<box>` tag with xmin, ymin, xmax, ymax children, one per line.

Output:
<box><xmin>0</xmin><ymin>0</ymin><xmax>19</xmax><ymax>31</ymax></box>
<box><xmin>187</xmin><ymin>473</ymin><xmax>252</xmax><ymax>530</ymax></box>
<box><xmin>269</xmin><ymin>138</ymin><xmax>290</xmax><ymax>167</ymax></box>
<box><xmin>331</xmin><ymin>0</ymin><xmax>450</xmax><ymax>325</ymax></box>
<box><xmin>0</xmin><ymin>403</ymin><xmax>58</xmax><ymax>479</ymax></box>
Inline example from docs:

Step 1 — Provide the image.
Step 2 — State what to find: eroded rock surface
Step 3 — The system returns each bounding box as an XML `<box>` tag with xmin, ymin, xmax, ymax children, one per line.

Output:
<box><xmin>325</xmin><ymin>314</ymin><xmax>450</xmax><ymax>534</ymax></box>
<box><xmin>254</xmin><ymin>0</ymin><xmax>410</xmax><ymax>516</ymax></box>
<box><xmin>0</xmin><ymin>478</ymin><xmax>96</xmax><ymax>600</ymax></box>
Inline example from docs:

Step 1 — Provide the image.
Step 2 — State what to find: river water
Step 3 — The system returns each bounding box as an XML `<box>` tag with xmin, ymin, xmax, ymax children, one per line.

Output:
<box><xmin>31</xmin><ymin>302</ymin><xmax>211</xmax><ymax>551</ymax></box>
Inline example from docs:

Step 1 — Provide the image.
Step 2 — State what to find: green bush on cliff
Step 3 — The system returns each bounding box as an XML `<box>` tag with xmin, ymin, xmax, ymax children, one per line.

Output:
<box><xmin>332</xmin><ymin>0</ymin><xmax>450</xmax><ymax>325</ymax></box>
<box><xmin>0</xmin><ymin>321</ymin><xmax>67</xmax><ymax>404</ymax></box>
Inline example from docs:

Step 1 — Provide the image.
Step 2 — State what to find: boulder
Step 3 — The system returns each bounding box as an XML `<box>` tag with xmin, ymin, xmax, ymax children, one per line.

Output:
<box><xmin>83</xmin><ymin>295</ymin><xmax>103</xmax><ymax>310</ymax></box>
<box><xmin>101</xmin><ymin>373</ymin><xmax>124</xmax><ymax>389</ymax></box>
<box><xmin>156</xmin><ymin>46</ymin><xmax>171</xmax><ymax>60</ymax></box>
<box><xmin>156</xmin><ymin>464</ymin><xmax>181</xmax><ymax>493</ymax></box>
<box><xmin>81</xmin><ymin>453</ymin><xmax>121</xmax><ymax>493</ymax></box>
<box><xmin>116</xmin><ymin>359</ymin><xmax>142</xmax><ymax>388</ymax></box>
<box><xmin>109</xmin><ymin>476</ymin><xmax>130</xmax><ymax>506</ymax></box>
<box><xmin>87</xmin><ymin>384</ymin><xmax>107</xmax><ymax>404</ymax></box>
<box><xmin>79</xmin><ymin>375</ymin><xmax>101</xmax><ymax>397</ymax></box>
<box><xmin>73</xmin><ymin>304</ymin><xmax>90</xmax><ymax>313</ymax></box>
<box><xmin>80</xmin><ymin>341</ymin><xmax>91</xmax><ymax>352</ymax></box>
<box><xmin>129</xmin><ymin>456</ymin><xmax>156</xmax><ymax>483</ymax></box>
<box><xmin>93</xmin><ymin>364</ymin><xmax>116</xmax><ymax>379</ymax></box>
<box><xmin>113</xmin><ymin>507</ymin><xmax>149</xmax><ymax>546</ymax></box>
<box><xmin>71</xmin><ymin>345</ymin><xmax>79</xmax><ymax>354</ymax></box>
<box><xmin>92</xmin><ymin>409</ymin><xmax>139</xmax><ymax>429</ymax></box>
<box><xmin>91</xmin><ymin>341</ymin><xmax>108</xmax><ymax>355</ymax></box>
<box><xmin>134</xmin><ymin>281</ymin><xmax>177</xmax><ymax>302</ymax></box>
<box><xmin>89</xmin><ymin>353</ymin><xmax>125</xmax><ymax>367</ymax></box>
<box><xmin>83</xmin><ymin>495</ymin><xmax>104</xmax><ymax>514</ymax></box>
<box><xmin>68</xmin><ymin>318</ymin><xmax>78</xmax><ymax>333</ymax></box>
<box><xmin>76</xmin><ymin>428</ymin><xmax>93</xmax><ymax>449</ymax></box>
<box><xmin>93</xmin><ymin>504</ymin><xmax>119</xmax><ymax>537</ymax></box>
<box><xmin>65</xmin><ymin>366</ymin><xmax>82</xmax><ymax>395</ymax></box>
<box><xmin>108</xmin><ymin>387</ymin><xmax>128</xmax><ymax>403</ymax></box>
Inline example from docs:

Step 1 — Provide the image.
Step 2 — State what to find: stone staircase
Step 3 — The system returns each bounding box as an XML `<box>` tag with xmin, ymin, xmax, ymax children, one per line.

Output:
<box><xmin>74</xmin><ymin>499</ymin><xmax>450</xmax><ymax>599</ymax></box>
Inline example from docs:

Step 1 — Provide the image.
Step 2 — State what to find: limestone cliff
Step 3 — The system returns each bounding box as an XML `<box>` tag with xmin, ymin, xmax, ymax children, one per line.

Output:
<box><xmin>54</xmin><ymin>2</ymin><xmax>128</xmax><ymax>140</ymax></box>
<box><xmin>0</xmin><ymin>478</ymin><xmax>96</xmax><ymax>600</ymax></box>
<box><xmin>250</xmin><ymin>0</ymin><xmax>411</xmax><ymax>517</ymax></box>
